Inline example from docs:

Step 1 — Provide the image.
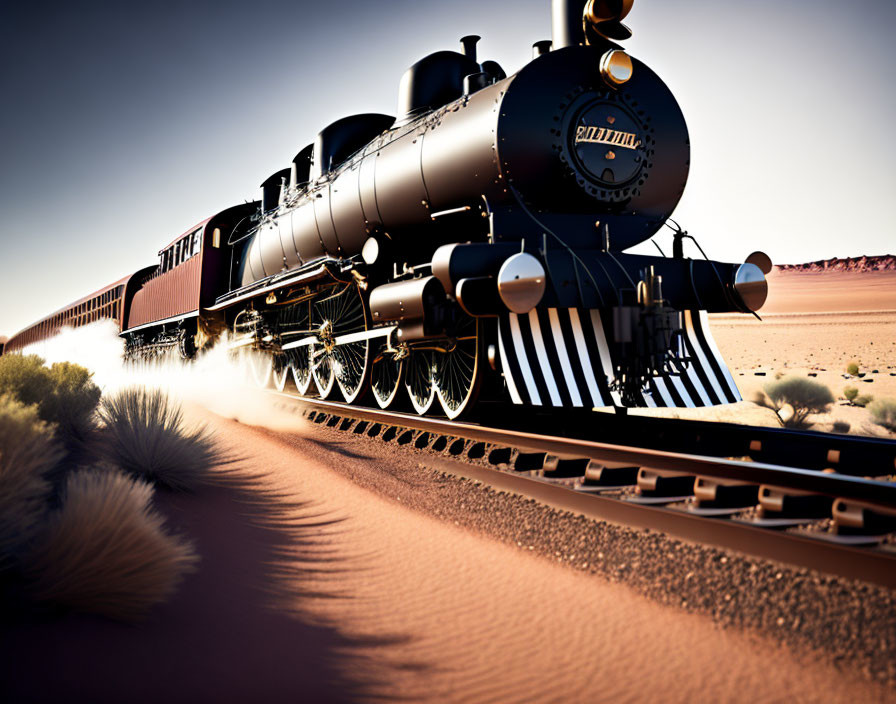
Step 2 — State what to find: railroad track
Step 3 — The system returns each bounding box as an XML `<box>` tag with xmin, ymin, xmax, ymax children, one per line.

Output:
<box><xmin>269</xmin><ymin>390</ymin><xmax>896</xmax><ymax>589</ymax></box>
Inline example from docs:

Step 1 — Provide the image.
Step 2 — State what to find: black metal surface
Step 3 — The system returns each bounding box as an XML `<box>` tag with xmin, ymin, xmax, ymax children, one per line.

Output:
<box><xmin>311</xmin><ymin>114</ymin><xmax>394</xmax><ymax>180</ymax></box>
<box><xmin>552</xmin><ymin>0</ymin><xmax>587</xmax><ymax>49</ymax></box>
<box><xmin>480</xmin><ymin>59</ymin><xmax>506</xmax><ymax>81</ymax></box>
<box><xmin>396</xmin><ymin>50</ymin><xmax>481</xmax><ymax>123</ymax></box>
<box><xmin>260</xmin><ymin>169</ymin><xmax>290</xmax><ymax>213</ymax></box>
<box><xmin>240</xmin><ymin>32</ymin><xmax>695</xmax><ymax>292</ymax></box>
<box><xmin>369</xmin><ymin>275</ymin><xmax>446</xmax><ymax>338</ymax></box>
<box><xmin>432</xmin><ymin>242</ymin><xmax>520</xmax><ymax>294</ymax></box>
<box><xmin>495</xmin><ymin>45</ymin><xmax>689</xmax><ymax>250</ymax></box>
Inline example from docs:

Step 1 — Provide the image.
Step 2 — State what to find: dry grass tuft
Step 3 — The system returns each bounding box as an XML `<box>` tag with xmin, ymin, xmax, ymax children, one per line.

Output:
<box><xmin>869</xmin><ymin>398</ymin><xmax>896</xmax><ymax>432</ymax></box>
<box><xmin>0</xmin><ymin>395</ymin><xmax>62</xmax><ymax>566</ymax></box>
<box><xmin>98</xmin><ymin>387</ymin><xmax>225</xmax><ymax>491</ymax></box>
<box><xmin>0</xmin><ymin>354</ymin><xmax>101</xmax><ymax>443</ymax></box>
<box><xmin>42</xmin><ymin>361</ymin><xmax>102</xmax><ymax>442</ymax></box>
<box><xmin>26</xmin><ymin>468</ymin><xmax>198</xmax><ymax>621</ymax></box>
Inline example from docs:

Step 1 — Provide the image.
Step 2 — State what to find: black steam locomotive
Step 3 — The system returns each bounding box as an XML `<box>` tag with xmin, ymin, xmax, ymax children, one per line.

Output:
<box><xmin>4</xmin><ymin>0</ymin><xmax>770</xmax><ymax>419</ymax></box>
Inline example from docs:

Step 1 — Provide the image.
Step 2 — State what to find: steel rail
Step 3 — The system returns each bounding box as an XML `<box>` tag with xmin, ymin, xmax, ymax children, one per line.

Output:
<box><xmin>423</xmin><ymin>454</ymin><xmax>896</xmax><ymax>590</ymax></box>
<box><xmin>267</xmin><ymin>391</ymin><xmax>896</xmax><ymax>588</ymax></box>
<box><xmin>271</xmin><ymin>393</ymin><xmax>896</xmax><ymax>510</ymax></box>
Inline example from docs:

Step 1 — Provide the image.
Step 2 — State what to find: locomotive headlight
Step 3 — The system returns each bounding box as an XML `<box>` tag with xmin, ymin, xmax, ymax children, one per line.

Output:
<box><xmin>361</xmin><ymin>236</ymin><xmax>380</xmax><ymax>265</ymax></box>
<box><xmin>600</xmin><ymin>49</ymin><xmax>633</xmax><ymax>87</ymax></box>
<box><xmin>733</xmin><ymin>263</ymin><xmax>768</xmax><ymax>312</ymax></box>
<box><xmin>497</xmin><ymin>253</ymin><xmax>546</xmax><ymax>314</ymax></box>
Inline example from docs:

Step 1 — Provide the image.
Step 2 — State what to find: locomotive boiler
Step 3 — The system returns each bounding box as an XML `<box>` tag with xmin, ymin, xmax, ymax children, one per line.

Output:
<box><xmin>4</xmin><ymin>0</ymin><xmax>770</xmax><ymax>421</ymax></box>
<box><xmin>214</xmin><ymin>0</ymin><xmax>769</xmax><ymax>417</ymax></box>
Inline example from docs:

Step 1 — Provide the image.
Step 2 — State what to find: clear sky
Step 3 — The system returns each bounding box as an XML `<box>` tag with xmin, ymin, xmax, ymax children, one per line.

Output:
<box><xmin>1</xmin><ymin>0</ymin><xmax>894</xmax><ymax>337</ymax></box>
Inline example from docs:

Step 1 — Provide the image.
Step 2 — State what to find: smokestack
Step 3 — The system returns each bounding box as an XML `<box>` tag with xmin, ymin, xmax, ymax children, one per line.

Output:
<box><xmin>552</xmin><ymin>0</ymin><xmax>585</xmax><ymax>49</ymax></box>
<box><xmin>460</xmin><ymin>35</ymin><xmax>480</xmax><ymax>63</ymax></box>
<box><xmin>532</xmin><ymin>40</ymin><xmax>552</xmax><ymax>58</ymax></box>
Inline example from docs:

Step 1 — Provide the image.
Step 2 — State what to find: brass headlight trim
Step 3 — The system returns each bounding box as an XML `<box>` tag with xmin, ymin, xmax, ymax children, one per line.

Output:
<box><xmin>600</xmin><ymin>49</ymin><xmax>633</xmax><ymax>88</ymax></box>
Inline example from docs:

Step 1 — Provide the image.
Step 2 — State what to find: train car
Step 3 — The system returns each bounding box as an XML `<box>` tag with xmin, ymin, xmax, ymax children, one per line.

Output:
<box><xmin>3</xmin><ymin>276</ymin><xmax>136</xmax><ymax>355</ymax></box>
<box><xmin>121</xmin><ymin>203</ymin><xmax>258</xmax><ymax>358</ymax></box>
<box><xmin>1</xmin><ymin>197</ymin><xmax>254</xmax><ymax>360</ymax></box>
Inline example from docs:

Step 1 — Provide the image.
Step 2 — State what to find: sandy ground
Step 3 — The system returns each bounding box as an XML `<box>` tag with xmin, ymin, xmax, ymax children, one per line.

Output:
<box><xmin>3</xmin><ymin>268</ymin><xmax>895</xmax><ymax>702</ymax></box>
<box><xmin>710</xmin><ymin>311</ymin><xmax>896</xmax><ymax>435</ymax></box>
<box><xmin>4</xmin><ymin>410</ymin><xmax>894</xmax><ymax>703</ymax></box>
<box><xmin>704</xmin><ymin>269</ymin><xmax>896</xmax><ymax>437</ymax></box>
<box><xmin>761</xmin><ymin>269</ymin><xmax>896</xmax><ymax>315</ymax></box>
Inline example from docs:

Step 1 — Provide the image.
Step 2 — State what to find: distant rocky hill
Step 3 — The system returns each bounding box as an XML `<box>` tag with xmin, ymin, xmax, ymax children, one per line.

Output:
<box><xmin>776</xmin><ymin>254</ymin><xmax>896</xmax><ymax>273</ymax></box>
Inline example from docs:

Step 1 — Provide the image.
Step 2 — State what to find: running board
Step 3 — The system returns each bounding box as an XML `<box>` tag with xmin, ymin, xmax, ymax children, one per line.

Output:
<box><xmin>227</xmin><ymin>334</ymin><xmax>263</xmax><ymax>350</ymax></box>
<box><xmin>207</xmin><ymin>264</ymin><xmax>331</xmax><ymax>312</ymax></box>
<box><xmin>281</xmin><ymin>326</ymin><xmax>396</xmax><ymax>351</ymax></box>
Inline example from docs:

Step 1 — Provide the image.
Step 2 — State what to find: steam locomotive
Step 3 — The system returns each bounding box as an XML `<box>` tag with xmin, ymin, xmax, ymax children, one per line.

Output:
<box><xmin>4</xmin><ymin>0</ymin><xmax>770</xmax><ymax>419</ymax></box>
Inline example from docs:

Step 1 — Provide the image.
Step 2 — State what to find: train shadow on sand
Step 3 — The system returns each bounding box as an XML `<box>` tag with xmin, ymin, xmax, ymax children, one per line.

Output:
<box><xmin>0</xmin><ymin>460</ymin><xmax>437</xmax><ymax>702</ymax></box>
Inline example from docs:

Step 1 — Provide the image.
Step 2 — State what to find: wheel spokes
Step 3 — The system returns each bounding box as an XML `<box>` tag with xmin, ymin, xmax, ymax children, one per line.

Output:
<box><xmin>405</xmin><ymin>350</ymin><xmax>436</xmax><ymax>415</ymax></box>
<box><xmin>434</xmin><ymin>317</ymin><xmax>480</xmax><ymax>419</ymax></box>
<box><xmin>272</xmin><ymin>353</ymin><xmax>289</xmax><ymax>392</ymax></box>
<box><xmin>371</xmin><ymin>338</ymin><xmax>403</xmax><ymax>409</ymax></box>
<box><xmin>278</xmin><ymin>301</ymin><xmax>313</xmax><ymax>395</ymax></box>
<box><xmin>311</xmin><ymin>345</ymin><xmax>336</xmax><ymax>397</ymax></box>
<box><xmin>286</xmin><ymin>347</ymin><xmax>313</xmax><ymax>394</ymax></box>
<box><xmin>310</xmin><ymin>284</ymin><xmax>370</xmax><ymax>402</ymax></box>
<box><xmin>255</xmin><ymin>285</ymin><xmax>483</xmax><ymax>417</ymax></box>
<box><xmin>248</xmin><ymin>351</ymin><xmax>273</xmax><ymax>388</ymax></box>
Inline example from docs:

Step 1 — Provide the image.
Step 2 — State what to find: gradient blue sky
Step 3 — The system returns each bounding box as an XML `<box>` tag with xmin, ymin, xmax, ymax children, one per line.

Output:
<box><xmin>2</xmin><ymin>0</ymin><xmax>894</xmax><ymax>336</ymax></box>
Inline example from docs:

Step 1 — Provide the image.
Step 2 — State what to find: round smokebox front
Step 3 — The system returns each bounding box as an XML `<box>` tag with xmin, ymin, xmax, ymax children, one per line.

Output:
<box><xmin>571</xmin><ymin>100</ymin><xmax>647</xmax><ymax>189</ymax></box>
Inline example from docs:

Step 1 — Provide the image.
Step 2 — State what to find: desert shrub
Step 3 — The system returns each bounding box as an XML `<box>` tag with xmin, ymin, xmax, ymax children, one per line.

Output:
<box><xmin>843</xmin><ymin>387</ymin><xmax>873</xmax><ymax>407</ymax></box>
<box><xmin>25</xmin><ymin>468</ymin><xmax>198</xmax><ymax>621</ymax></box>
<box><xmin>0</xmin><ymin>355</ymin><xmax>101</xmax><ymax>441</ymax></box>
<box><xmin>869</xmin><ymin>398</ymin><xmax>896</xmax><ymax>432</ymax></box>
<box><xmin>0</xmin><ymin>395</ymin><xmax>62</xmax><ymax>567</ymax></box>
<box><xmin>754</xmin><ymin>376</ymin><xmax>834</xmax><ymax>428</ymax></box>
<box><xmin>846</xmin><ymin>362</ymin><xmax>859</xmax><ymax>376</ymax></box>
<box><xmin>43</xmin><ymin>362</ymin><xmax>102</xmax><ymax>441</ymax></box>
<box><xmin>97</xmin><ymin>387</ymin><xmax>223</xmax><ymax>491</ymax></box>
<box><xmin>0</xmin><ymin>355</ymin><xmax>53</xmax><ymax>408</ymax></box>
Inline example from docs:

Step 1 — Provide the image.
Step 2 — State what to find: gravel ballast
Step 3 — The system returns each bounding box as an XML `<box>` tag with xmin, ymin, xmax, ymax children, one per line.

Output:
<box><xmin>267</xmin><ymin>414</ymin><xmax>896</xmax><ymax>687</ymax></box>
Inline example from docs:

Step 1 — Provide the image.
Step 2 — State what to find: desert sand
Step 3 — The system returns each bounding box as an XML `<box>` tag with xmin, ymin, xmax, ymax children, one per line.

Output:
<box><xmin>709</xmin><ymin>268</ymin><xmax>896</xmax><ymax>437</ymax></box>
<box><xmin>3</xmin><ymin>266</ymin><xmax>895</xmax><ymax>702</ymax></box>
<box><xmin>3</xmin><ymin>410</ymin><xmax>894</xmax><ymax>703</ymax></box>
<box><xmin>761</xmin><ymin>268</ymin><xmax>896</xmax><ymax>314</ymax></box>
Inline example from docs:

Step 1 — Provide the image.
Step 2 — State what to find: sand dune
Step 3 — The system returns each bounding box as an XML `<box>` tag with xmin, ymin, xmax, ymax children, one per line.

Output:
<box><xmin>4</xmin><ymin>411</ymin><xmax>892</xmax><ymax>702</ymax></box>
<box><xmin>762</xmin><ymin>268</ymin><xmax>896</xmax><ymax>314</ymax></box>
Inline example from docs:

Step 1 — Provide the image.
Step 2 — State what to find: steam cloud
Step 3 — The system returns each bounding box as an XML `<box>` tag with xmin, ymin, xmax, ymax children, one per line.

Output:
<box><xmin>18</xmin><ymin>321</ymin><xmax>307</xmax><ymax>433</ymax></box>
